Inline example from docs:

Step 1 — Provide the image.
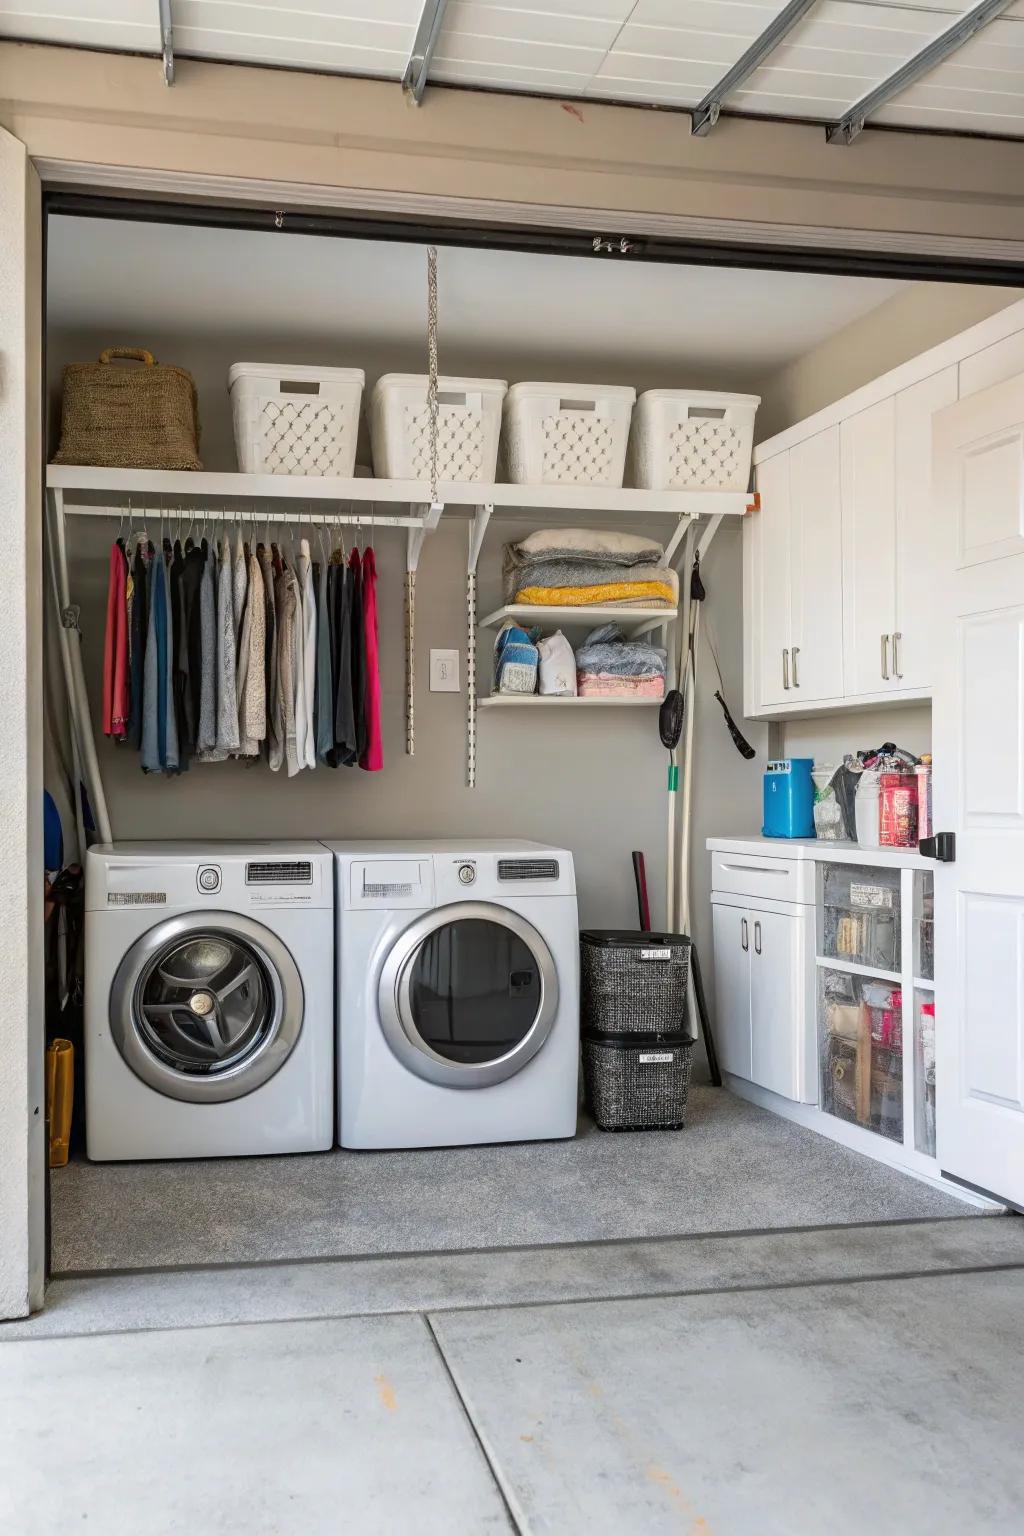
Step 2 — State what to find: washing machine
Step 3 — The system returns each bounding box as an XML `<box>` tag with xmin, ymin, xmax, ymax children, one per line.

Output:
<box><xmin>84</xmin><ymin>842</ymin><xmax>334</xmax><ymax>1161</ymax></box>
<box><xmin>327</xmin><ymin>839</ymin><xmax>579</xmax><ymax>1149</ymax></box>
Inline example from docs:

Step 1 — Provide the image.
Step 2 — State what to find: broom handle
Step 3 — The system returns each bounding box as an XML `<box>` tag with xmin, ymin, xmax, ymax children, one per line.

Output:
<box><xmin>632</xmin><ymin>851</ymin><xmax>651</xmax><ymax>933</ymax></box>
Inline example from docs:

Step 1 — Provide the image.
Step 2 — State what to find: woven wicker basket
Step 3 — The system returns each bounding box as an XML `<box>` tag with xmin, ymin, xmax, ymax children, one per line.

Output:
<box><xmin>54</xmin><ymin>347</ymin><xmax>202</xmax><ymax>470</ymax></box>
<box><xmin>583</xmin><ymin>1033</ymin><xmax>693</xmax><ymax>1131</ymax></box>
<box><xmin>581</xmin><ymin>931</ymin><xmax>691</xmax><ymax>1037</ymax></box>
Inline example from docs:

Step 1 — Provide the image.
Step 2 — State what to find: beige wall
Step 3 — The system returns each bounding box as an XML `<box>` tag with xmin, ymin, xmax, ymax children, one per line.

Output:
<box><xmin>755</xmin><ymin>282</ymin><xmax>1024</xmax><ymax>441</ymax></box>
<box><xmin>3</xmin><ymin>43</ymin><xmax>1024</xmax><ymax>249</ymax></box>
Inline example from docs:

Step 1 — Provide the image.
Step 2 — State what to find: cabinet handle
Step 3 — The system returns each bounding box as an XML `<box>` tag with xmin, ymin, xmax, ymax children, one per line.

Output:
<box><xmin>880</xmin><ymin>633</ymin><xmax>890</xmax><ymax>681</ymax></box>
<box><xmin>893</xmin><ymin>631</ymin><xmax>903</xmax><ymax>680</ymax></box>
<box><xmin>791</xmin><ymin>645</ymin><xmax>800</xmax><ymax>687</ymax></box>
<box><xmin>754</xmin><ymin>920</ymin><xmax>762</xmax><ymax>955</ymax></box>
<box><xmin>782</xmin><ymin>649</ymin><xmax>790</xmax><ymax>690</ymax></box>
<box><xmin>741</xmin><ymin>918</ymin><xmax>749</xmax><ymax>952</ymax></box>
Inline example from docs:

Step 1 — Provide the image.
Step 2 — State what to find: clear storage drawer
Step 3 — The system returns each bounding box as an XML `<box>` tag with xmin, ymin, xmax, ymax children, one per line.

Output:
<box><xmin>820</xmin><ymin>863</ymin><xmax>901</xmax><ymax>972</ymax></box>
<box><xmin>818</xmin><ymin>967</ymin><xmax>903</xmax><ymax>1144</ymax></box>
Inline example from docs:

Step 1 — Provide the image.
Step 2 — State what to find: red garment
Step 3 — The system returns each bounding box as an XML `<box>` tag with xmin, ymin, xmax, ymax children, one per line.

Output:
<box><xmin>102</xmin><ymin>541</ymin><xmax>130</xmax><ymax>738</ymax></box>
<box><xmin>359</xmin><ymin>546</ymin><xmax>383</xmax><ymax>771</ymax></box>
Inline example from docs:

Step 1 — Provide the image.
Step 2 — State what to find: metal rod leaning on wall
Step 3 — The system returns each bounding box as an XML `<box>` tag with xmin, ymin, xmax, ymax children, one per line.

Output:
<box><xmin>46</xmin><ymin>488</ymin><xmax>113</xmax><ymax>845</ymax></box>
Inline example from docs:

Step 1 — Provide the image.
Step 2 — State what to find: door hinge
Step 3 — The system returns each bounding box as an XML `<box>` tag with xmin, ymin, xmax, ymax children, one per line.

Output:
<box><xmin>920</xmin><ymin>832</ymin><xmax>956</xmax><ymax>863</ymax></box>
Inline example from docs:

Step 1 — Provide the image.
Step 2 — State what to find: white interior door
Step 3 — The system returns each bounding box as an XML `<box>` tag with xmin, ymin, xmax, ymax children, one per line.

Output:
<box><xmin>789</xmin><ymin>425</ymin><xmax>844</xmax><ymax>702</ymax></box>
<box><xmin>841</xmin><ymin>398</ymin><xmax>897</xmax><ymax>695</ymax></box>
<box><xmin>711</xmin><ymin>902</ymin><xmax>752</xmax><ymax>1079</ymax></box>
<box><xmin>754</xmin><ymin>450</ymin><xmax>793</xmax><ymax>708</ymax></box>
<box><xmin>932</xmin><ymin>371</ymin><xmax>1024</xmax><ymax>1208</ymax></box>
<box><xmin>893</xmin><ymin>367</ymin><xmax>957</xmax><ymax>690</ymax></box>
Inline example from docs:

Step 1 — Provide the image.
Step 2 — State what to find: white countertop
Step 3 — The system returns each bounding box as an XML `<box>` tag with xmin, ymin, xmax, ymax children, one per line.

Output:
<box><xmin>707</xmin><ymin>835</ymin><xmax>932</xmax><ymax>871</ymax></box>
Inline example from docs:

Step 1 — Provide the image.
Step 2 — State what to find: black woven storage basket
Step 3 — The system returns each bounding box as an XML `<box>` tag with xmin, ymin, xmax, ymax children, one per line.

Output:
<box><xmin>580</xmin><ymin>931</ymin><xmax>691</xmax><ymax>1037</ymax></box>
<box><xmin>583</xmin><ymin>1032</ymin><xmax>694</xmax><ymax>1132</ymax></box>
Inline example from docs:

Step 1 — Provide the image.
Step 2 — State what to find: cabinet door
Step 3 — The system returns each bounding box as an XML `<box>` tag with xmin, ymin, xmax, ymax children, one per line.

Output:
<box><xmin>712</xmin><ymin>903</ymin><xmax>752</xmax><ymax>1079</ymax></box>
<box><xmin>841</xmin><ymin>398</ymin><xmax>897</xmax><ymax>695</ymax></box>
<box><xmin>750</xmin><ymin>908</ymin><xmax>808</xmax><ymax>1101</ymax></box>
<box><xmin>754</xmin><ymin>450</ymin><xmax>793</xmax><ymax>708</ymax></box>
<box><xmin>893</xmin><ymin>367</ymin><xmax>957</xmax><ymax>691</ymax></box>
<box><xmin>789</xmin><ymin>425</ymin><xmax>844</xmax><ymax>702</ymax></box>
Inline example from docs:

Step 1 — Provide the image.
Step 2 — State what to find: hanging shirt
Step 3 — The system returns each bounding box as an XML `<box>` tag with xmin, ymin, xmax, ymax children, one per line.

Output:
<box><xmin>331</xmin><ymin>557</ymin><xmax>357</xmax><ymax>766</ymax></box>
<box><xmin>348</xmin><ymin>548</ymin><xmax>367</xmax><ymax>763</ymax></box>
<box><xmin>258</xmin><ymin>543</ymin><xmax>280</xmax><ymax>770</ymax></box>
<box><xmin>140</xmin><ymin>546</ymin><xmax>161</xmax><ymax>774</ymax></box>
<box><xmin>359</xmin><ymin>547</ymin><xmax>383</xmax><ymax>772</ymax></box>
<box><xmin>296</xmin><ymin>539</ymin><xmax>317</xmax><ymax>770</ymax></box>
<box><xmin>196</xmin><ymin>542</ymin><xmax>218</xmax><ymax>756</ymax></box>
<box><xmin>275</xmin><ymin>565</ymin><xmax>301</xmax><ymax>777</ymax></box>
<box><xmin>215</xmin><ymin>537</ymin><xmax>241</xmax><ymax>754</ymax></box>
<box><xmin>315</xmin><ymin>558</ymin><xmax>334</xmax><ymax>763</ymax></box>
<box><xmin>102</xmin><ymin>540</ymin><xmax>130</xmax><ymax>738</ymax></box>
<box><xmin>238</xmin><ymin>551</ymin><xmax>266</xmax><ymax>756</ymax></box>
<box><xmin>127</xmin><ymin>540</ymin><xmax>150</xmax><ymax>750</ymax></box>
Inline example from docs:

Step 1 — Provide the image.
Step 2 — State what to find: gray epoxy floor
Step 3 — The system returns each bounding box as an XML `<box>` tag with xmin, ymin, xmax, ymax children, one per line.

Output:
<box><xmin>3</xmin><ymin>1231</ymin><xmax>1024</xmax><ymax>1536</ymax></box>
<box><xmin>50</xmin><ymin>1087</ymin><xmax>975</xmax><ymax>1272</ymax></box>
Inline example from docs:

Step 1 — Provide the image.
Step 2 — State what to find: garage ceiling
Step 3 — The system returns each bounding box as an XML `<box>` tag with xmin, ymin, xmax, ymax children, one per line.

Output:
<box><xmin>3</xmin><ymin>0</ymin><xmax>1023</xmax><ymax>140</ymax></box>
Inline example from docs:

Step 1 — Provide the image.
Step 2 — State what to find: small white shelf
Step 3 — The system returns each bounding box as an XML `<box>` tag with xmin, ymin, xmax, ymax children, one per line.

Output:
<box><xmin>478</xmin><ymin>695</ymin><xmax>662</xmax><ymax>708</ymax></box>
<box><xmin>815</xmin><ymin>955</ymin><xmax>902</xmax><ymax>985</ymax></box>
<box><xmin>46</xmin><ymin>465</ymin><xmax>751</xmax><ymax>519</ymax></box>
<box><xmin>480</xmin><ymin>604</ymin><xmax>676</xmax><ymax>636</ymax></box>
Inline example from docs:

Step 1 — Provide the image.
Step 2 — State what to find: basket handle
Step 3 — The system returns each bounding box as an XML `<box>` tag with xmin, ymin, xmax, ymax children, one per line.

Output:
<box><xmin>99</xmin><ymin>347</ymin><xmax>155</xmax><ymax>366</ymax></box>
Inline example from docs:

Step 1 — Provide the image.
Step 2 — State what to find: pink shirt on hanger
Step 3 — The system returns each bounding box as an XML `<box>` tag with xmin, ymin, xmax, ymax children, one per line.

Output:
<box><xmin>102</xmin><ymin>540</ymin><xmax>130</xmax><ymax>738</ymax></box>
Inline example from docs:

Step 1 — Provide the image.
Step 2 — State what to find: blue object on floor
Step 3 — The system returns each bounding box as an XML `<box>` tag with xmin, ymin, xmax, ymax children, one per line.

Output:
<box><xmin>763</xmin><ymin>758</ymin><xmax>815</xmax><ymax>838</ymax></box>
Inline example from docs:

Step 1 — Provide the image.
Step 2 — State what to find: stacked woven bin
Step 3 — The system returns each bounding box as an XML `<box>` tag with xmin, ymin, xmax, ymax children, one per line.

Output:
<box><xmin>580</xmin><ymin>932</ymin><xmax>695</xmax><ymax>1131</ymax></box>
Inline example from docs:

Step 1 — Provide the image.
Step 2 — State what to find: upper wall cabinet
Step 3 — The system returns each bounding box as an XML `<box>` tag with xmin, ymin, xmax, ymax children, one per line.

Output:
<box><xmin>741</xmin><ymin>300</ymin><xmax>1024</xmax><ymax>719</ymax></box>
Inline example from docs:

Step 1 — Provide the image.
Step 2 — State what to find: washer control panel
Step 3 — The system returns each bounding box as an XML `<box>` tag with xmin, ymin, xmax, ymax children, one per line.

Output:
<box><xmin>197</xmin><ymin>865</ymin><xmax>222</xmax><ymax>895</ymax></box>
<box><xmin>457</xmin><ymin>863</ymin><xmax>477</xmax><ymax>886</ymax></box>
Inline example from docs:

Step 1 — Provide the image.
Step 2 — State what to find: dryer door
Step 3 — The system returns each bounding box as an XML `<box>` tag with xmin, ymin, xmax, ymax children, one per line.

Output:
<box><xmin>110</xmin><ymin>912</ymin><xmax>304</xmax><ymax>1104</ymax></box>
<box><xmin>378</xmin><ymin>901</ymin><xmax>560</xmax><ymax>1089</ymax></box>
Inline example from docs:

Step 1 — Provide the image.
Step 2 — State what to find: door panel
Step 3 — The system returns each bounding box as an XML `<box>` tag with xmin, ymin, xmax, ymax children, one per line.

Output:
<box><xmin>933</xmin><ymin>372</ymin><xmax>1024</xmax><ymax>1207</ymax></box>
<box><xmin>754</xmin><ymin>451</ymin><xmax>792</xmax><ymax>709</ymax></box>
<box><xmin>790</xmin><ymin>425</ymin><xmax>843</xmax><ymax>702</ymax></box>
<box><xmin>712</xmin><ymin>903</ymin><xmax>751</xmax><ymax>1079</ymax></box>
<box><xmin>894</xmin><ymin>366</ymin><xmax>957</xmax><ymax>690</ymax></box>
<box><xmin>750</xmin><ymin>908</ymin><xmax>803</xmax><ymax>1101</ymax></box>
<box><xmin>841</xmin><ymin>398</ymin><xmax>897</xmax><ymax>695</ymax></box>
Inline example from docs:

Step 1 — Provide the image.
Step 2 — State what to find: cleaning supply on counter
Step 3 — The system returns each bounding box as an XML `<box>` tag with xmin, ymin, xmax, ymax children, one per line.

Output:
<box><xmin>879</xmin><ymin>771</ymin><xmax>919</xmax><ymax>847</ymax></box>
<box><xmin>856</xmin><ymin>769</ymin><xmax>882</xmax><ymax>848</ymax></box>
<box><xmin>812</xmin><ymin>765</ymin><xmax>845</xmax><ymax>841</ymax></box>
<box><xmin>763</xmin><ymin>758</ymin><xmax>815</xmax><ymax>838</ymax></box>
<box><xmin>916</xmin><ymin>757</ymin><xmax>933</xmax><ymax>840</ymax></box>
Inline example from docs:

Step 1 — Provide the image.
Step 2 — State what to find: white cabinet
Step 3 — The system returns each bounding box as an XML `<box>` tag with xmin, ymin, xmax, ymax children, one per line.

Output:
<box><xmin>841</xmin><ymin>397</ymin><xmax>897</xmax><ymax>696</ymax></box>
<box><xmin>893</xmin><ymin>367</ymin><xmax>957</xmax><ymax>691</ymax></box>
<box><xmin>749</xmin><ymin>425</ymin><xmax>844</xmax><ymax>713</ymax></box>
<box><xmin>711</xmin><ymin>894</ymin><xmax>815</xmax><ymax>1103</ymax></box>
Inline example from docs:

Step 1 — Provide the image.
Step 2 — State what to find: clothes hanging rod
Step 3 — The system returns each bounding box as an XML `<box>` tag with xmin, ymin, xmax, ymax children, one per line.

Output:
<box><xmin>57</xmin><ymin>504</ymin><xmax>429</xmax><ymax>530</ymax></box>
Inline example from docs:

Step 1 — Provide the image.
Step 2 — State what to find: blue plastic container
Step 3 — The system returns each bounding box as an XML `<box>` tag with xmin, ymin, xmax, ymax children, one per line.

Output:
<box><xmin>762</xmin><ymin>758</ymin><xmax>815</xmax><ymax>838</ymax></box>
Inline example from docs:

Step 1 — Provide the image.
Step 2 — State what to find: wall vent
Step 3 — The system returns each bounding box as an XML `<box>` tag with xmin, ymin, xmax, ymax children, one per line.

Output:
<box><xmin>497</xmin><ymin>859</ymin><xmax>559</xmax><ymax>881</ymax></box>
<box><xmin>245</xmin><ymin>861</ymin><xmax>313</xmax><ymax>886</ymax></box>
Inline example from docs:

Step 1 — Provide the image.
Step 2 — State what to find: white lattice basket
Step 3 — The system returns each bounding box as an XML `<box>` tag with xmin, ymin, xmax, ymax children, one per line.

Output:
<box><xmin>502</xmin><ymin>382</ymin><xmax>635</xmax><ymax>488</ymax></box>
<box><xmin>628</xmin><ymin>390</ymin><xmax>759</xmax><ymax>492</ymax></box>
<box><xmin>370</xmin><ymin>374</ymin><xmax>507</xmax><ymax>483</ymax></box>
<box><xmin>228</xmin><ymin>363</ymin><xmax>365</xmax><ymax>476</ymax></box>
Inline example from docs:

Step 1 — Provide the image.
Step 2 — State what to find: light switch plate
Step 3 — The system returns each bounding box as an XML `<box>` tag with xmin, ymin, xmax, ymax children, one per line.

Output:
<box><xmin>430</xmin><ymin>648</ymin><xmax>460</xmax><ymax>692</ymax></box>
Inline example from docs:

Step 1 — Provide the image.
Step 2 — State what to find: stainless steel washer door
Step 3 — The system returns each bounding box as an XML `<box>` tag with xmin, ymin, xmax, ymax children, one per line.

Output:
<box><xmin>110</xmin><ymin>912</ymin><xmax>304</xmax><ymax>1104</ymax></box>
<box><xmin>378</xmin><ymin>901</ymin><xmax>559</xmax><ymax>1089</ymax></box>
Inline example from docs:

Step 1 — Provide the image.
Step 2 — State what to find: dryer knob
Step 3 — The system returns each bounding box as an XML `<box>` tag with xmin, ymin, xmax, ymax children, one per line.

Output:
<box><xmin>197</xmin><ymin>866</ymin><xmax>221</xmax><ymax>894</ymax></box>
<box><xmin>457</xmin><ymin>863</ymin><xmax>476</xmax><ymax>886</ymax></box>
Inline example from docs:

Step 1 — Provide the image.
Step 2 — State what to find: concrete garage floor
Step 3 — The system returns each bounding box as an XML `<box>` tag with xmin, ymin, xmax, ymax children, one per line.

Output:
<box><xmin>3</xmin><ymin>1216</ymin><xmax>1024</xmax><ymax>1533</ymax></box>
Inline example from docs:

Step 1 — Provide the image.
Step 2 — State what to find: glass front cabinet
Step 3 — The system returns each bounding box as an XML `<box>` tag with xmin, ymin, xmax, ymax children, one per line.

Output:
<box><xmin>816</xmin><ymin>861</ymin><xmax>937</xmax><ymax>1170</ymax></box>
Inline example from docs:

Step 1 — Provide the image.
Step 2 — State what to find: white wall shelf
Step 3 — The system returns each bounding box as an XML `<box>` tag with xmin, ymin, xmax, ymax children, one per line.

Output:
<box><xmin>814</xmin><ymin>955</ymin><xmax>902</xmax><ymax>985</ymax></box>
<box><xmin>46</xmin><ymin>465</ymin><xmax>751</xmax><ymax>520</ymax></box>
<box><xmin>480</xmin><ymin>603</ymin><xmax>676</xmax><ymax>637</ymax></box>
<box><xmin>478</xmin><ymin>695</ymin><xmax>661</xmax><ymax>708</ymax></box>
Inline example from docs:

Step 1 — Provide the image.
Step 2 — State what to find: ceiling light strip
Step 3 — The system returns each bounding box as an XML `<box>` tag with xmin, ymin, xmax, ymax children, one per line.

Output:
<box><xmin>826</xmin><ymin>0</ymin><xmax>1015</xmax><ymax>146</ymax></box>
<box><xmin>402</xmin><ymin>0</ymin><xmax>450</xmax><ymax>107</ymax></box>
<box><xmin>690</xmin><ymin>0</ymin><xmax>818</xmax><ymax>137</ymax></box>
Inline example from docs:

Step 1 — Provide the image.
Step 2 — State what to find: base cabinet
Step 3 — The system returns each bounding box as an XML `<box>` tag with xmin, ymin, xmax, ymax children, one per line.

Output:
<box><xmin>711</xmin><ymin>896</ymin><xmax>815</xmax><ymax>1103</ymax></box>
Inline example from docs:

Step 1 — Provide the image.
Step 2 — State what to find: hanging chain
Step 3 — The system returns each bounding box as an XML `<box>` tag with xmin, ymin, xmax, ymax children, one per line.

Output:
<box><xmin>427</xmin><ymin>245</ymin><xmax>440</xmax><ymax>505</ymax></box>
<box><xmin>467</xmin><ymin>569</ymin><xmax>477</xmax><ymax>789</ymax></box>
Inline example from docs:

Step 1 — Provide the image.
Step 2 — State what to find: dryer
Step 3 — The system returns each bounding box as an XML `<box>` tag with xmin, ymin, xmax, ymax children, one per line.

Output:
<box><xmin>84</xmin><ymin>842</ymin><xmax>334</xmax><ymax>1160</ymax></box>
<box><xmin>327</xmin><ymin>840</ymin><xmax>579</xmax><ymax>1149</ymax></box>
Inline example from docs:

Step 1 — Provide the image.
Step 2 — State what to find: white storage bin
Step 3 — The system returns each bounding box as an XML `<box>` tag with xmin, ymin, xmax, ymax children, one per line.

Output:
<box><xmin>628</xmin><ymin>390</ymin><xmax>760</xmax><ymax>491</ymax></box>
<box><xmin>228</xmin><ymin>363</ymin><xmax>365</xmax><ymax>476</ymax></box>
<box><xmin>370</xmin><ymin>374</ymin><xmax>506</xmax><ymax>483</ymax></box>
<box><xmin>502</xmin><ymin>382</ymin><xmax>636</xmax><ymax>488</ymax></box>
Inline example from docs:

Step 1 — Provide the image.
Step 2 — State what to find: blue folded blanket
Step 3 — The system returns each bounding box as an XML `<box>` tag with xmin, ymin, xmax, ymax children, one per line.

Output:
<box><xmin>493</xmin><ymin>623</ymin><xmax>540</xmax><ymax>694</ymax></box>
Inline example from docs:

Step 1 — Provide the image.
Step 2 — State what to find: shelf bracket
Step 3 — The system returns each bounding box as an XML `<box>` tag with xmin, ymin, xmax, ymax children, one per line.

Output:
<box><xmin>663</xmin><ymin>512</ymin><xmax>696</xmax><ymax>569</ymax></box>
<box><xmin>466</xmin><ymin>504</ymin><xmax>493</xmax><ymax>789</ymax></box>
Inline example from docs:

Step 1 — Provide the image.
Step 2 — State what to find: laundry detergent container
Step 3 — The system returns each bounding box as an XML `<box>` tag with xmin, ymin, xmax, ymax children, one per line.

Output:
<box><xmin>228</xmin><ymin>363</ymin><xmax>365</xmax><ymax>476</ymax></box>
<box><xmin>628</xmin><ymin>389</ymin><xmax>759</xmax><ymax>491</ymax></box>
<box><xmin>502</xmin><ymin>382</ymin><xmax>635</xmax><ymax>488</ymax></box>
<box><xmin>370</xmin><ymin>374</ymin><xmax>506</xmax><ymax>482</ymax></box>
<box><xmin>580</xmin><ymin>931</ymin><xmax>694</xmax><ymax>1131</ymax></box>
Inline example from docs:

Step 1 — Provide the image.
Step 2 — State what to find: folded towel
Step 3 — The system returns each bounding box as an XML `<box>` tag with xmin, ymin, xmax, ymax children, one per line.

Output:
<box><xmin>503</xmin><ymin>551</ymin><xmax>675</xmax><ymax>603</ymax></box>
<box><xmin>493</xmin><ymin>623</ymin><xmax>539</xmax><ymax>695</ymax></box>
<box><xmin>510</xmin><ymin>528</ymin><xmax>663</xmax><ymax>564</ymax></box>
<box><xmin>575</xmin><ymin>623</ymin><xmax>667</xmax><ymax>679</ymax></box>
<box><xmin>578</xmin><ymin>674</ymin><xmax>665</xmax><ymax>699</ymax></box>
<box><xmin>513</xmin><ymin>578</ymin><xmax>677</xmax><ymax>609</ymax></box>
